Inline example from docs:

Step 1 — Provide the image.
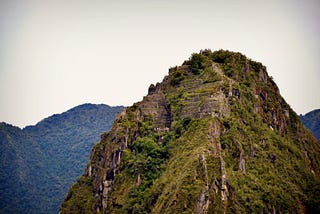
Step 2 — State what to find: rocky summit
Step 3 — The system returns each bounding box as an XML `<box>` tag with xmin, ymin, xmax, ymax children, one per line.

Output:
<box><xmin>61</xmin><ymin>50</ymin><xmax>320</xmax><ymax>213</ymax></box>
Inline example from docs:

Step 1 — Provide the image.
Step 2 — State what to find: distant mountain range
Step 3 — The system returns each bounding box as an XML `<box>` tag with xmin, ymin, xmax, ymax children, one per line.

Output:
<box><xmin>0</xmin><ymin>104</ymin><xmax>124</xmax><ymax>213</ymax></box>
<box><xmin>300</xmin><ymin>109</ymin><xmax>320</xmax><ymax>140</ymax></box>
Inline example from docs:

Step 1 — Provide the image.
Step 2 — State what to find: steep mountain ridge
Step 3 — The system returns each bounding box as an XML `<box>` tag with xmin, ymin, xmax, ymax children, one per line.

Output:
<box><xmin>0</xmin><ymin>104</ymin><xmax>123</xmax><ymax>213</ymax></box>
<box><xmin>61</xmin><ymin>50</ymin><xmax>320</xmax><ymax>213</ymax></box>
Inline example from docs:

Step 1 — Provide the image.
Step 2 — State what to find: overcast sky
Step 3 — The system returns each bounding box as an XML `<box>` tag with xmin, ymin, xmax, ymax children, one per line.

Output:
<box><xmin>0</xmin><ymin>0</ymin><xmax>319</xmax><ymax>128</ymax></box>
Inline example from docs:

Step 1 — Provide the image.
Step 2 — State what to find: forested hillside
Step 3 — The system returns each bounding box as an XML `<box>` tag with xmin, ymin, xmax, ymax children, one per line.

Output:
<box><xmin>0</xmin><ymin>104</ymin><xmax>123</xmax><ymax>213</ymax></box>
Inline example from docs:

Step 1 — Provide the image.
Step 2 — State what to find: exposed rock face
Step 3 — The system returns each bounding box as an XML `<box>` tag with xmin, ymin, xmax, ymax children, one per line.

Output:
<box><xmin>61</xmin><ymin>50</ymin><xmax>320</xmax><ymax>214</ymax></box>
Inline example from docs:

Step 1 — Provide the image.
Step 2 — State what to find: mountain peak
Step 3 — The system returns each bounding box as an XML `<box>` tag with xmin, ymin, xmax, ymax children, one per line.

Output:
<box><xmin>61</xmin><ymin>50</ymin><xmax>320</xmax><ymax>213</ymax></box>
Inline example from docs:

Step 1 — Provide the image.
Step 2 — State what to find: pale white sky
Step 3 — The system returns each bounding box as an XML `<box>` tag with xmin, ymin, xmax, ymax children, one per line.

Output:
<box><xmin>0</xmin><ymin>0</ymin><xmax>319</xmax><ymax>128</ymax></box>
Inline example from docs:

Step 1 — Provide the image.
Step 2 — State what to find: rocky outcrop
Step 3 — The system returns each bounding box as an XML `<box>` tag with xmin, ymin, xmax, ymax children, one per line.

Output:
<box><xmin>61</xmin><ymin>50</ymin><xmax>320</xmax><ymax>214</ymax></box>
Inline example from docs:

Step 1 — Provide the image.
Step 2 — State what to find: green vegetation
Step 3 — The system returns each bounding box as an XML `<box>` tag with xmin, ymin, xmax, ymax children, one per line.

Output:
<box><xmin>170</xmin><ymin>69</ymin><xmax>186</xmax><ymax>86</ymax></box>
<box><xmin>123</xmin><ymin>136</ymin><xmax>169</xmax><ymax>185</ymax></box>
<box><xmin>110</xmin><ymin>112</ymin><xmax>171</xmax><ymax>213</ymax></box>
<box><xmin>0</xmin><ymin>104</ymin><xmax>123</xmax><ymax>214</ymax></box>
<box><xmin>60</xmin><ymin>176</ymin><xmax>95</xmax><ymax>214</ymax></box>
<box><xmin>185</xmin><ymin>53</ymin><xmax>206</xmax><ymax>74</ymax></box>
<box><xmin>61</xmin><ymin>50</ymin><xmax>320</xmax><ymax>213</ymax></box>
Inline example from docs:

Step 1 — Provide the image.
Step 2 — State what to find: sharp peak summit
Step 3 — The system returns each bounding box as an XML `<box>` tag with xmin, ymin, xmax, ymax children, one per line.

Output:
<box><xmin>61</xmin><ymin>49</ymin><xmax>320</xmax><ymax>214</ymax></box>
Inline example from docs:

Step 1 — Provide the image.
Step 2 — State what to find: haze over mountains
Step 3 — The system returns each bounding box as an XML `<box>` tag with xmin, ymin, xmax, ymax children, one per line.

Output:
<box><xmin>0</xmin><ymin>104</ymin><xmax>123</xmax><ymax>213</ymax></box>
<box><xmin>61</xmin><ymin>50</ymin><xmax>320</xmax><ymax>213</ymax></box>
